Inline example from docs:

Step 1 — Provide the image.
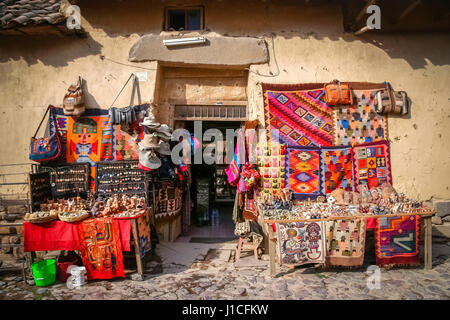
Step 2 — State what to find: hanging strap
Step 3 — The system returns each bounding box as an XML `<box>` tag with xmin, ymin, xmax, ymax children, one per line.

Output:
<box><xmin>109</xmin><ymin>73</ymin><xmax>135</xmax><ymax>109</ymax></box>
<box><xmin>33</xmin><ymin>106</ymin><xmax>51</xmax><ymax>138</ymax></box>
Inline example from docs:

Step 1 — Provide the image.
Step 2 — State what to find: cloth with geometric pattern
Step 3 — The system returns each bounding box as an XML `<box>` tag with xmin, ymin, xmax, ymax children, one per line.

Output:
<box><xmin>256</xmin><ymin>143</ymin><xmax>287</xmax><ymax>195</ymax></box>
<box><xmin>286</xmin><ymin>147</ymin><xmax>322</xmax><ymax>200</ymax></box>
<box><xmin>333</xmin><ymin>89</ymin><xmax>389</xmax><ymax>146</ymax></box>
<box><xmin>375</xmin><ymin>215</ymin><xmax>421</xmax><ymax>267</ymax></box>
<box><xmin>263</xmin><ymin>86</ymin><xmax>334</xmax><ymax>147</ymax></box>
<box><xmin>320</xmin><ymin>146</ymin><xmax>354</xmax><ymax>194</ymax></box>
<box><xmin>325</xmin><ymin>218</ymin><xmax>366</xmax><ymax>267</ymax></box>
<box><xmin>351</xmin><ymin>140</ymin><xmax>392</xmax><ymax>192</ymax></box>
<box><xmin>276</xmin><ymin>221</ymin><xmax>326</xmax><ymax>266</ymax></box>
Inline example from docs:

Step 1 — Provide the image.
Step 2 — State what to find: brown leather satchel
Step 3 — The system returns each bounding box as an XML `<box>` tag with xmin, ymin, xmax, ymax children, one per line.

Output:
<box><xmin>324</xmin><ymin>80</ymin><xmax>353</xmax><ymax>105</ymax></box>
<box><xmin>374</xmin><ymin>82</ymin><xmax>409</xmax><ymax>115</ymax></box>
<box><xmin>63</xmin><ymin>76</ymin><xmax>85</xmax><ymax>116</ymax></box>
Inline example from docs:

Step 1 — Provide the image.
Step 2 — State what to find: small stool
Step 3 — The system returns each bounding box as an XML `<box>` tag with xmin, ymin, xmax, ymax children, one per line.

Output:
<box><xmin>236</xmin><ymin>237</ymin><xmax>260</xmax><ymax>261</ymax></box>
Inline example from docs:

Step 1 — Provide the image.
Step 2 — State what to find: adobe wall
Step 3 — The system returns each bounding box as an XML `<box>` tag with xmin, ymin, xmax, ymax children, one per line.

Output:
<box><xmin>0</xmin><ymin>0</ymin><xmax>448</xmax><ymax>201</ymax></box>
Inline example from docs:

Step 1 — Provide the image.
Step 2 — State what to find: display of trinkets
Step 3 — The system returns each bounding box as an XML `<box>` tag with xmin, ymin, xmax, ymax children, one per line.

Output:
<box><xmin>92</xmin><ymin>194</ymin><xmax>147</xmax><ymax>219</ymax></box>
<box><xmin>39</xmin><ymin>196</ymin><xmax>87</xmax><ymax>212</ymax></box>
<box><xmin>95</xmin><ymin>160</ymin><xmax>147</xmax><ymax>198</ymax></box>
<box><xmin>24</xmin><ymin>209</ymin><xmax>59</xmax><ymax>223</ymax></box>
<box><xmin>28</xmin><ymin>172</ymin><xmax>52</xmax><ymax>212</ymax></box>
<box><xmin>58</xmin><ymin>210</ymin><xmax>91</xmax><ymax>223</ymax></box>
<box><xmin>38</xmin><ymin>163</ymin><xmax>90</xmax><ymax>199</ymax></box>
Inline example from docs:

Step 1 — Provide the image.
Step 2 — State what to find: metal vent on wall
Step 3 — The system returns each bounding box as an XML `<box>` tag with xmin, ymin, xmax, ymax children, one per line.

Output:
<box><xmin>174</xmin><ymin>105</ymin><xmax>247</xmax><ymax>121</ymax></box>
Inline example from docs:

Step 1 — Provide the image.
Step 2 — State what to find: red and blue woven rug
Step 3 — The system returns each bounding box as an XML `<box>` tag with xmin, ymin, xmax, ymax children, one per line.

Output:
<box><xmin>375</xmin><ymin>215</ymin><xmax>421</xmax><ymax>266</ymax></box>
<box><xmin>262</xmin><ymin>84</ymin><xmax>334</xmax><ymax>147</ymax></box>
<box><xmin>286</xmin><ymin>147</ymin><xmax>322</xmax><ymax>200</ymax></box>
<box><xmin>320</xmin><ymin>146</ymin><xmax>354</xmax><ymax>194</ymax></box>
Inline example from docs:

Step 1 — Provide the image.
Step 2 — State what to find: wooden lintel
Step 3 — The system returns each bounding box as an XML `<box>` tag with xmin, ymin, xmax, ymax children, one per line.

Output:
<box><xmin>397</xmin><ymin>0</ymin><xmax>422</xmax><ymax>23</ymax></box>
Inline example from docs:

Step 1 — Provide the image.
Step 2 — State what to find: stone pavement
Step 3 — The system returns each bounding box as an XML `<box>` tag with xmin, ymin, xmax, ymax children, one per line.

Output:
<box><xmin>0</xmin><ymin>241</ymin><xmax>449</xmax><ymax>300</ymax></box>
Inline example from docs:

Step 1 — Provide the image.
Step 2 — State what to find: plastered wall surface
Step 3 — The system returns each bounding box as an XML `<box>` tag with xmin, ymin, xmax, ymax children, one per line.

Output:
<box><xmin>0</xmin><ymin>0</ymin><xmax>449</xmax><ymax>201</ymax></box>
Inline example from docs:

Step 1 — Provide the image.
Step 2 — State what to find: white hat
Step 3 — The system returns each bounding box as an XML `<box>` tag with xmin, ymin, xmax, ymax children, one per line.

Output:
<box><xmin>138</xmin><ymin>149</ymin><xmax>161</xmax><ymax>169</ymax></box>
<box><xmin>157</xmin><ymin>141</ymin><xmax>171</xmax><ymax>155</ymax></box>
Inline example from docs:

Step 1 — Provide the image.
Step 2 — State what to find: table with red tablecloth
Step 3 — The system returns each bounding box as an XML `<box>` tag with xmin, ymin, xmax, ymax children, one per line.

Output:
<box><xmin>24</xmin><ymin>213</ymin><xmax>151</xmax><ymax>280</ymax></box>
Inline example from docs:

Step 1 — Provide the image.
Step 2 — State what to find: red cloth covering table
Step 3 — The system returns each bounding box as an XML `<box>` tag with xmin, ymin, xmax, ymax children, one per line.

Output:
<box><xmin>24</xmin><ymin>219</ymin><xmax>131</xmax><ymax>252</ymax></box>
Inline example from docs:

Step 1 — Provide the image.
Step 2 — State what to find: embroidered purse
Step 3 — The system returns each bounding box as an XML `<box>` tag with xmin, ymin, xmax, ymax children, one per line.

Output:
<box><xmin>63</xmin><ymin>76</ymin><xmax>85</xmax><ymax>116</ymax></box>
<box><xmin>324</xmin><ymin>80</ymin><xmax>353</xmax><ymax>105</ymax></box>
<box><xmin>374</xmin><ymin>83</ymin><xmax>409</xmax><ymax>115</ymax></box>
<box><xmin>29</xmin><ymin>105</ymin><xmax>62</xmax><ymax>163</ymax></box>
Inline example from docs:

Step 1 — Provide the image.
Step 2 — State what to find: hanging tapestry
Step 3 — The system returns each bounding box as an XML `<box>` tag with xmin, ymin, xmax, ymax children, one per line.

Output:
<box><xmin>77</xmin><ymin>217</ymin><xmax>125</xmax><ymax>280</ymax></box>
<box><xmin>256</xmin><ymin>142</ymin><xmax>287</xmax><ymax>194</ymax></box>
<box><xmin>286</xmin><ymin>147</ymin><xmax>322</xmax><ymax>200</ymax></box>
<box><xmin>375</xmin><ymin>215</ymin><xmax>421</xmax><ymax>266</ymax></box>
<box><xmin>137</xmin><ymin>210</ymin><xmax>152</xmax><ymax>258</ymax></box>
<box><xmin>115</xmin><ymin>122</ymin><xmax>143</xmax><ymax>161</ymax></box>
<box><xmin>262</xmin><ymin>84</ymin><xmax>334</xmax><ymax>147</ymax></box>
<box><xmin>325</xmin><ymin>218</ymin><xmax>366</xmax><ymax>267</ymax></box>
<box><xmin>352</xmin><ymin>140</ymin><xmax>392</xmax><ymax>192</ymax></box>
<box><xmin>276</xmin><ymin>222</ymin><xmax>326</xmax><ymax>265</ymax></box>
<box><xmin>320</xmin><ymin>146</ymin><xmax>354</xmax><ymax>194</ymax></box>
<box><xmin>333</xmin><ymin>89</ymin><xmax>389</xmax><ymax>146</ymax></box>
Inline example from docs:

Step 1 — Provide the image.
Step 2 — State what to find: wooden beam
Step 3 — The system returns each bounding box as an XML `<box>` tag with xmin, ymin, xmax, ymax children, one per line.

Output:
<box><xmin>354</xmin><ymin>25</ymin><xmax>371</xmax><ymax>36</ymax></box>
<box><xmin>355</xmin><ymin>0</ymin><xmax>378</xmax><ymax>22</ymax></box>
<box><xmin>397</xmin><ymin>0</ymin><xmax>422</xmax><ymax>22</ymax></box>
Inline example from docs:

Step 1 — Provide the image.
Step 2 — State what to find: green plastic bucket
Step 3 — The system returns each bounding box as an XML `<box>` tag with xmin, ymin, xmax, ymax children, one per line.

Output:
<box><xmin>31</xmin><ymin>259</ymin><xmax>56</xmax><ymax>287</ymax></box>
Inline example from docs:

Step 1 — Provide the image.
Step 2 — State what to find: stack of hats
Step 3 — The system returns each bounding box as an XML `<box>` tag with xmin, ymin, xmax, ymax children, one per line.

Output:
<box><xmin>138</xmin><ymin>113</ymin><xmax>173</xmax><ymax>171</ymax></box>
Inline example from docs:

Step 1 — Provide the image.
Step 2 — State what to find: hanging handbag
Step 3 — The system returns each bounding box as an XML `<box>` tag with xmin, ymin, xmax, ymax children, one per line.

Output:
<box><xmin>324</xmin><ymin>80</ymin><xmax>353</xmax><ymax>105</ymax></box>
<box><xmin>374</xmin><ymin>82</ymin><xmax>409</xmax><ymax>115</ymax></box>
<box><xmin>109</xmin><ymin>106</ymin><xmax>137</xmax><ymax>125</ymax></box>
<box><xmin>29</xmin><ymin>105</ymin><xmax>62</xmax><ymax>162</ymax></box>
<box><xmin>63</xmin><ymin>76</ymin><xmax>85</xmax><ymax>116</ymax></box>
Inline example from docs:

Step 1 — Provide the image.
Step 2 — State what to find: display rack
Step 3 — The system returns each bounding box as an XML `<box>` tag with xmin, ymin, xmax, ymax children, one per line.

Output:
<box><xmin>28</xmin><ymin>172</ymin><xmax>52</xmax><ymax>212</ymax></box>
<box><xmin>37</xmin><ymin>163</ymin><xmax>90</xmax><ymax>199</ymax></box>
<box><xmin>95</xmin><ymin>160</ymin><xmax>148</xmax><ymax>201</ymax></box>
<box><xmin>214</xmin><ymin>164</ymin><xmax>235</xmax><ymax>202</ymax></box>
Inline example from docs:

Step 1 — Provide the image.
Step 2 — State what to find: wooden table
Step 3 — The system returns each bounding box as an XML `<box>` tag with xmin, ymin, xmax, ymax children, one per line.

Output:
<box><xmin>262</xmin><ymin>210</ymin><xmax>436</xmax><ymax>277</ymax></box>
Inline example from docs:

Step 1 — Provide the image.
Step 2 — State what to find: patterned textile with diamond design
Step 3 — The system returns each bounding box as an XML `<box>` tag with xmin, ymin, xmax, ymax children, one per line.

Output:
<box><xmin>263</xmin><ymin>87</ymin><xmax>334</xmax><ymax>147</ymax></box>
<box><xmin>375</xmin><ymin>215</ymin><xmax>421</xmax><ymax>266</ymax></box>
<box><xmin>352</xmin><ymin>140</ymin><xmax>392</xmax><ymax>192</ymax></box>
<box><xmin>286</xmin><ymin>147</ymin><xmax>322</xmax><ymax>200</ymax></box>
<box><xmin>333</xmin><ymin>89</ymin><xmax>389</xmax><ymax>146</ymax></box>
<box><xmin>320</xmin><ymin>146</ymin><xmax>354</xmax><ymax>194</ymax></box>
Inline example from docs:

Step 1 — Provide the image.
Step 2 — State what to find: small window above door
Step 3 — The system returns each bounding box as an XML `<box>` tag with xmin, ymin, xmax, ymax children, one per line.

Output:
<box><xmin>165</xmin><ymin>6</ymin><xmax>204</xmax><ymax>31</ymax></box>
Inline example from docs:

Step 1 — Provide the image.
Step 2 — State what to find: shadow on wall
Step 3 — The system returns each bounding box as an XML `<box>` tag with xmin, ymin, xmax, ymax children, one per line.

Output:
<box><xmin>0</xmin><ymin>33</ymin><xmax>103</xmax><ymax>67</ymax></box>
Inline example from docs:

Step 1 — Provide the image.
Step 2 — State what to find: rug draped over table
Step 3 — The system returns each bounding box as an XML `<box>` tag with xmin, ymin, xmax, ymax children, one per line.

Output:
<box><xmin>77</xmin><ymin>217</ymin><xmax>125</xmax><ymax>280</ymax></box>
<box><xmin>320</xmin><ymin>146</ymin><xmax>354</xmax><ymax>194</ymax></box>
<box><xmin>286</xmin><ymin>147</ymin><xmax>322</xmax><ymax>200</ymax></box>
<box><xmin>262</xmin><ymin>84</ymin><xmax>334</xmax><ymax>147</ymax></box>
<box><xmin>375</xmin><ymin>215</ymin><xmax>421</xmax><ymax>267</ymax></box>
<box><xmin>276</xmin><ymin>222</ymin><xmax>326</xmax><ymax>265</ymax></box>
<box><xmin>325</xmin><ymin>218</ymin><xmax>366</xmax><ymax>267</ymax></box>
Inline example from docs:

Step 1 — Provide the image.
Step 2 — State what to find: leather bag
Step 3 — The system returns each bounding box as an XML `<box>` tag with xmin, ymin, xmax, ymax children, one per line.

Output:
<box><xmin>324</xmin><ymin>80</ymin><xmax>353</xmax><ymax>105</ymax></box>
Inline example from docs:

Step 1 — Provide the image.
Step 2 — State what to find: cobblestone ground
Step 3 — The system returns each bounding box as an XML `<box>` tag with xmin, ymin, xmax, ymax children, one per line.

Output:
<box><xmin>0</xmin><ymin>242</ymin><xmax>449</xmax><ymax>300</ymax></box>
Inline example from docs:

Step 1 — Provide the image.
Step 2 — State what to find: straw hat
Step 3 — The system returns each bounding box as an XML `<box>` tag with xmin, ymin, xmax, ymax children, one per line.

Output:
<box><xmin>138</xmin><ymin>134</ymin><xmax>160</xmax><ymax>150</ymax></box>
<box><xmin>140</xmin><ymin>114</ymin><xmax>160</xmax><ymax>129</ymax></box>
<box><xmin>138</xmin><ymin>149</ymin><xmax>161</xmax><ymax>170</ymax></box>
<box><xmin>157</xmin><ymin>141</ymin><xmax>171</xmax><ymax>155</ymax></box>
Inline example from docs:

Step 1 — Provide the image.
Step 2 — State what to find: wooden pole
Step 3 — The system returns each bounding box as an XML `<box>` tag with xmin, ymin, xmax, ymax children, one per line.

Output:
<box><xmin>355</xmin><ymin>0</ymin><xmax>378</xmax><ymax>22</ymax></box>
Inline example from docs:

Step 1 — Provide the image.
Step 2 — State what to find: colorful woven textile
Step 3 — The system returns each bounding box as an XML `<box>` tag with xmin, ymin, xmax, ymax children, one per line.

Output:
<box><xmin>263</xmin><ymin>85</ymin><xmax>334</xmax><ymax>147</ymax></box>
<box><xmin>276</xmin><ymin>222</ymin><xmax>326</xmax><ymax>265</ymax></box>
<box><xmin>137</xmin><ymin>211</ymin><xmax>152</xmax><ymax>258</ymax></box>
<box><xmin>333</xmin><ymin>89</ymin><xmax>389</xmax><ymax>146</ymax></box>
<box><xmin>115</xmin><ymin>123</ymin><xmax>143</xmax><ymax>161</ymax></box>
<box><xmin>325</xmin><ymin>218</ymin><xmax>366</xmax><ymax>267</ymax></box>
<box><xmin>352</xmin><ymin>140</ymin><xmax>392</xmax><ymax>192</ymax></box>
<box><xmin>77</xmin><ymin>217</ymin><xmax>125</xmax><ymax>280</ymax></box>
<box><xmin>257</xmin><ymin>143</ymin><xmax>287</xmax><ymax>194</ymax></box>
<box><xmin>320</xmin><ymin>146</ymin><xmax>354</xmax><ymax>194</ymax></box>
<box><xmin>375</xmin><ymin>215</ymin><xmax>421</xmax><ymax>266</ymax></box>
<box><xmin>286</xmin><ymin>147</ymin><xmax>322</xmax><ymax>200</ymax></box>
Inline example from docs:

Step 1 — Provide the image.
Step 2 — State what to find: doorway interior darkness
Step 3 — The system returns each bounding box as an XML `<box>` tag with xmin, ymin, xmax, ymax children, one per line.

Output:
<box><xmin>178</xmin><ymin>120</ymin><xmax>242</xmax><ymax>243</ymax></box>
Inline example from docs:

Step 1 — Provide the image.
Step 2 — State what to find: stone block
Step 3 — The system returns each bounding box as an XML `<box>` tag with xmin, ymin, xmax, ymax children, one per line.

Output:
<box><xmin>442</xmin><ymin>216</ymin><xmax>450</xmax><ymax>223</ymax></box>
<box><xmin>7</xmin><ymin>205</ymin><xmax>27</xmax><ymax>214</ymax></box>
<box><xmin>432</xmin><ymin>222</ymin><xmax>450</xmax><ymax>239</ymax></box>
<box><xmin>432</xmin><ymin>216</ymin><xmax>443</xmax><ymax>225</ymax></box>
<box><xmin>432</xmin><ymin>200</ymin><xmax>450</xmax><ymax>218</ymax></box>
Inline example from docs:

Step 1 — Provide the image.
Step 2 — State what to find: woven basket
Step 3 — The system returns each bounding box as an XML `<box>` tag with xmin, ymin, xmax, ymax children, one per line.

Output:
<box><xmin>58</xmin><ymin>211</ymin><xmax>90</xmax><ymax>223</ymax></box>
<box><xmin>25</xmin><ymin>214</ymin><xmax>58</xmax><ymax>224</ymax></box>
